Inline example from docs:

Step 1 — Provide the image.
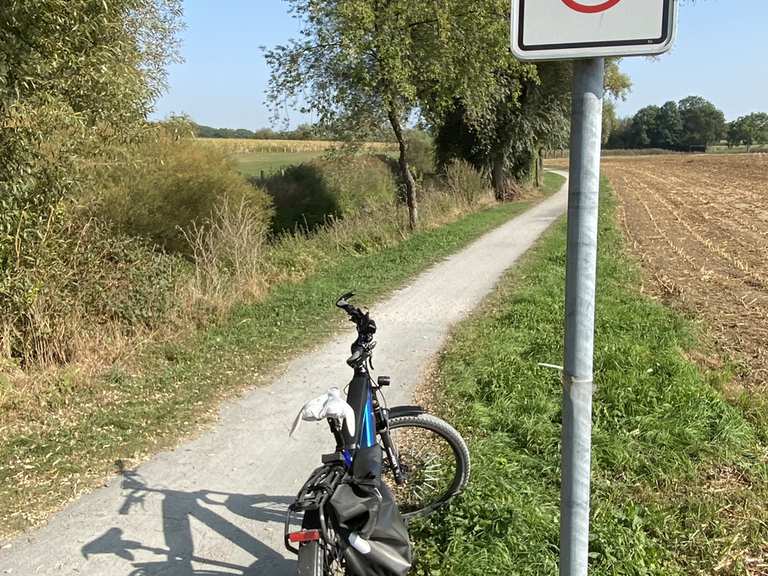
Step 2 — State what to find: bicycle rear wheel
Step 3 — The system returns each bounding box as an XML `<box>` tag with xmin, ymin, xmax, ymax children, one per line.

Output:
<box><xmin>382</xmin><ymin>413</ymin><xmax>470</xmax><ymax>520</ymax></box>
<box><xmin>296</xmin><ymin>510</ymin><xmax>346</xmax><ymax>576</ymax></box>
<box><xmin>297</xmin><ymin>540</ymin><xmax>324</xmax><ymax>576</ymax></box>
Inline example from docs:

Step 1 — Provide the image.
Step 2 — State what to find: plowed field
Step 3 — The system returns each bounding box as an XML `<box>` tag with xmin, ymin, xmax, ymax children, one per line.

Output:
<box><xmin>602</xmin><ymin>154</ymin><xmax>768</xmax><ymax>391</ymax></box>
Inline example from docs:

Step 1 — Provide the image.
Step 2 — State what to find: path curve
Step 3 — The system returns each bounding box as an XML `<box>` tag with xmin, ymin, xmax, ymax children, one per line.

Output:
<box><xmin>0</xmin><ymin>173</ymin><xmax>568</xmax><ymax>575</ymax></box>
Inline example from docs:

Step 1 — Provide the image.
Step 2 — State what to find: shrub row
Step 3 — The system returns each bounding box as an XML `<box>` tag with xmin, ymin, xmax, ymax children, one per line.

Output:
<box><xmin>1</xmin><ymin>129</ymin><xmax>491</xmax><ymax>371</ymax></box>
<box><xmin>255</xmin><ymin>155</ymin><xmax>397</xmax><ymax>233</ymax></box>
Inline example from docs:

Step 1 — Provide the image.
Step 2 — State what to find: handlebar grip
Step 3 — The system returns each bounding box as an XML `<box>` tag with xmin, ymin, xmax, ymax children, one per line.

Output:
<box><xmin>336</xmin><ymin>291</ymin><xmax>355</xmax><ymax>309</ymax></box>
<box><xmin>346</xmin><ymin>348</ymin><xmax>364</xmax><ymax>367</ymax></box>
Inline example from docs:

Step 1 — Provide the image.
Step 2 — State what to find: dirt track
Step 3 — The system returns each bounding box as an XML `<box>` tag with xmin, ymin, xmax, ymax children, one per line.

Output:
<box><xmin>602</xmin><ymin>154</ymin><xmax>768</xmax><ymax>391</ymax></box>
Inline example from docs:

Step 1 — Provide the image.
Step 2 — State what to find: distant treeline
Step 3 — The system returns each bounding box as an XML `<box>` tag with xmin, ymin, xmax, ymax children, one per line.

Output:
<box><xmin>193</xmin><ymin>122</ymin><xmax>329</xmax><ymax>141</ymax></box>
<box><xmin>604</xmin><ymin>96</ymin><xmax>768</xmax><ymax>151</ymax></box>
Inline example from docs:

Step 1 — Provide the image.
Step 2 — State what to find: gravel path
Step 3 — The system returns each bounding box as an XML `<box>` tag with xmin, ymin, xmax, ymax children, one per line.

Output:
<box><xmin>1</xmin><ymin>174</ymin><xmax>567</xmax><ymax>576</ymax></box>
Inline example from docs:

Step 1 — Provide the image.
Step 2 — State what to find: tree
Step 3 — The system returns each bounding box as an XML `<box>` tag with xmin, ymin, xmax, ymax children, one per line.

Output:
<box><xmin>437</xmin><ymin>60</ymin><xmax>573</xmax><ymax>200</ymax></box>
<box><xmin>265</xmin><ymin>0</ymin><xmax>491</xmax><ymax>229</ymax></box>
<box><xmin>678</xmin><ymin>96</ymin><xmax>725</xmax><ymax>148</ymax></box>
<box><xmin>728</xmin><ymin>113</ymin><xmax>768</xmax><ymax>150</ymax></box>
<box><xmin>655</xmin><ymin>101</ymin><xmax>683</xmax><ymax>149</ymax></box>
<box><xmin>727</xmin><ymin>120</ymin><xmax>741</xmax><ymax>148</ymax></box>
<box><xmin>605</xmin><ymin>117</ymin><xmax>632</xmax><ymax>149</ymax></box>
<box><xmin>434</xmin><ymin>65</ymin><xmax>561</xmax><ymax>199</ymax></box>
<box><xmin>626</xmin><ymin>102</ymin><xmax>683</xmax><ymax>150</ymax></box>
<box><xmin>435</xmin><ymin>55</ymin><xmax>630</xmax><ymax>199</ymax></box>
<box><xmin>629</xmin><ymin>105</ymin><xmax>660</xmax><ymax>148</ymax></box>
<box><xmin>602</xmin><ymin>100</ymin><xmax>619</xmax><ymax>146</ymax></box>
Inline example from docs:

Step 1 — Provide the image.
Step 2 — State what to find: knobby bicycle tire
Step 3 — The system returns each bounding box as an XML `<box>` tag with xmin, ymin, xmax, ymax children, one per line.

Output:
<box><xmin>384</xmin><ymin>413</ymin><xmax>470</xmax><ymax>520</ymax></box>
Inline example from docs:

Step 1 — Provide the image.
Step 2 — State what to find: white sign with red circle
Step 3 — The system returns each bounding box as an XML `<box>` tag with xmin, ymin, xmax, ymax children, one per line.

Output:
<box><xmin>511</xmin><ymin>0</ymin><xmax>677</xmax><ymax>61</ymax></box>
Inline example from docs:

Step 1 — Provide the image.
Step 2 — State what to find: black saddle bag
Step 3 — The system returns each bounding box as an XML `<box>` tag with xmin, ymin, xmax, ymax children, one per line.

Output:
<box><xmin>329</xmin><ymin>447</ymin><xmax>412</xmax><ymax>576</ymax></box>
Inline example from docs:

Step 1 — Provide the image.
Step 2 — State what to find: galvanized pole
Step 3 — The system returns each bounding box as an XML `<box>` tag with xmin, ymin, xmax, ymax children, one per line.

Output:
<box><xmin>560</xmin><ymin>57</ymin><xmax>605</xmax><ymax>576</ymax></box>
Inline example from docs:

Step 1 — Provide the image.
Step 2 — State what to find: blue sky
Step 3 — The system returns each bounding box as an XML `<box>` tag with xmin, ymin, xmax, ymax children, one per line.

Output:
<box><xmin>152</xmin><ymin>0</ymin><xmax>768</xmax><ymax>128</ymax></box>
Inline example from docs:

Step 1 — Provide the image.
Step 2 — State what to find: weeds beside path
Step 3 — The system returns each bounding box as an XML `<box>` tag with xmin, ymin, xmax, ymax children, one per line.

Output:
<box><xmin>0</xmin><ymin>173</ymin><xmax>565</xmax><ymax>538</ymax></box>
<box><xmin>412</xmin><ymin>179</ymin><xmax>768</xmax><ymax>575</ymax></box>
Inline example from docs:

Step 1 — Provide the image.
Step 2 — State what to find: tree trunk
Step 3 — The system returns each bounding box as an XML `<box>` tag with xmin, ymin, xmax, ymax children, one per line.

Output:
<box><xmin>387</xmin><ymin>105</ymin><xmax>418</xmax><ymax>230</ymax></box>
<box><xmin>491</xmin><ymin>155</ymin><xmax>508</xmax><ymax>202</ymax></box>
<box><xmin>536</xmin><ymin>148</ymin><xmax>544</xmax><ymax>188</ymax></box>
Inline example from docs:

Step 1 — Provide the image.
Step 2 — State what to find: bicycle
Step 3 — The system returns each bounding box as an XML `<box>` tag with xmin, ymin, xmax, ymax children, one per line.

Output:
<box><xmin>284</xmin><ymin>292</ymin><xmax>470</xmax><ymax>576</ymax></box>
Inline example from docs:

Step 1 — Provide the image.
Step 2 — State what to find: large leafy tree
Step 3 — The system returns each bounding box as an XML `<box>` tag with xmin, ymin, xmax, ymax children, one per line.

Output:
<box><xmin>678</xmin><ymin>95</ymin><xmax>726</xmax><ymax>147</ymax></box>
<box><xmin>655</xmin><ymin>100</ymin><xmax>684</xmax><ymax>149</ymax></box>
<box><xmin>608</xmin><ymin>97</ymin><xmax>726</xmax><ymax>151</ymax></box>
<box><xmin>437</xmin><ymin>58</ymin><xmax>630</xmax><ymax>200</ymax></box>
<box><xmin>629</xmin><ymin>105</ymin><xmax>660</xmax><ymax>148</ymax></box>
<box><xmin>627</xmin><ymin>101</ymin><xmax>683</xmax><ymax>150</ymax></box>
<box><xmin>436</xmin><ymin>61</ymin><xmax>572</xmax><ymax>200</ymax></box>
<box><xmin>265</xmin><ymin>0</ymin><xmax>418</xmax><ymax>229</ymax></box>
<box><xmin>727</xmin><ymin>112</ymin><xmax>768</xmax><ymax>150</ymax></box>
<box><xmin>0</xmin><ymin>0</ymin><xmax>182</xmax><ymax>242</ymax></box>
<box><xmin>265</xmin><ymin>0</ymin><xmax>507</xmax><ymax>229</ymax></box>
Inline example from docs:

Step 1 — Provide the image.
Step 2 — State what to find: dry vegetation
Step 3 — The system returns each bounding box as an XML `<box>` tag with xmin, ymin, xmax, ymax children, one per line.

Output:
<box><xmin>196</xmin><ymin>137</ymin><xmax>397</xmax><ymax>155</ymax></box>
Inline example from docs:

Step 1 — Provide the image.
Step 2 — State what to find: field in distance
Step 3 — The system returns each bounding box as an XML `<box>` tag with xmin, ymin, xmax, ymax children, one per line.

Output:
<box><xmin>589</xmin><ymin>154</ymin><xmax>768</xmax><ymax>397</ymax></box>
<box><xmin>196</xmin><ymin>137</ymin><xmax>397</xmax><ymax>178</ymax></box>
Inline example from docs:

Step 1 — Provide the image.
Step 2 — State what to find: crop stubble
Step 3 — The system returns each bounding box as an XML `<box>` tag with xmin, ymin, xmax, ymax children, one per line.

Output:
<box><xmin>603</xmin><ymin>154</ymin><xmax>768</xmax><ymax>392</ymax></box>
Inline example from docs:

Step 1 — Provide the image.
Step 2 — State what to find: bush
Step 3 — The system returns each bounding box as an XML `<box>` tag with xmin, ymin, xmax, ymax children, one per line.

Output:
<box><xmin>258</xmin><ymin>154</ymin><xmax>396</xmax><ymax>233</ymax></box>
<box><xmin>440</xmin><ymin>159</ymin><xmax>489</xmax><ymax>206</ymax></box>
<box><xmin>258</xmin><ymin>164</ymin><xmax>341</xmax><ymax>232</ymax></box>
<box><xmin>1</xmin><ymin>207</ymin><xmax>182</xmax><ymax>367</ymax></box>
<box><xmin>405</xmin><ymin>130</ymin><xmax>436</xmax><ymax>178</ymax></box>
<box><xmin>89</xmin><ymin>128</ymin><xmax>273</xmax><ymax>254</ymax></box>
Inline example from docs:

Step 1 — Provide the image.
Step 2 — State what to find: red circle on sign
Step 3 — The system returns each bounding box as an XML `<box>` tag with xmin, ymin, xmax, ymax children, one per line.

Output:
<box><xmin>561</xmin><ymin>0</ymin><xmax>622</xmax><ymax>13</ymax></box>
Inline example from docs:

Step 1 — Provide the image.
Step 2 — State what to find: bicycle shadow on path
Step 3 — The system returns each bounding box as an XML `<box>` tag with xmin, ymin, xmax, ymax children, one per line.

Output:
<box><xmin>81</xmin><ymin>465</ymin><xmax>296</xmax><ymax>575</ymax></box>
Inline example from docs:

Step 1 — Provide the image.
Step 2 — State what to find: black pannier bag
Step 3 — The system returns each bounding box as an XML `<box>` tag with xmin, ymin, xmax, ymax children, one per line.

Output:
<box><xmin>329</xmin><ymin>447</ymin><xmax>412</xmax><ymax>576</ymax></box>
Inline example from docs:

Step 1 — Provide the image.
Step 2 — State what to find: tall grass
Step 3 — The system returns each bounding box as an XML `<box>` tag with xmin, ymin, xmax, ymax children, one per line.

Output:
<box><xmin>88</xmin><ymin>132</ymin><xmax>273</xmax><ymax>254</ymax></box>
<box><xmin>0</xmin><ymin>127</ymin><xmax>491</xmax><ymax>374</ymax></box>
<box><xmin>182</xmin><ymin>198</ymin><xmax>271</xmax><ymax>318</ymax></box>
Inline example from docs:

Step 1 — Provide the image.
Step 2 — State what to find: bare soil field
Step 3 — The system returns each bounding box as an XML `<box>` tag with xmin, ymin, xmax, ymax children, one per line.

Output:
<box><xmin>600</xmin><ymin>154</ymin><xmax>768</xmax><ymax>393</ymax></box>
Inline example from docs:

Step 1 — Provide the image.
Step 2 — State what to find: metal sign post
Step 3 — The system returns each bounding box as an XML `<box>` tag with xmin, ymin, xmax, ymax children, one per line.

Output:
<box><xmin>510</xmin><ymin>2</ymin><xmax>678</xmax><ymax>576</ymax></box>
<box><xmin>560</xmin><ymin>57</ymin><xmax>604</xmax><ymax>576</ymax></box>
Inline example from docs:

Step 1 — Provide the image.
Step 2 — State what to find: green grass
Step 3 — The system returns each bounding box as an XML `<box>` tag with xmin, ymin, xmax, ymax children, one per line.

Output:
<box><xmin>410</xmin><ymin>179</ymin><xmax>768</xmax><ymax>576</ymax></box>
<box><xmin>708</xmin><ymin>145</ymin><xmax>768</xmax><ymax>154</ymax></box>
<box><xmin>234</xmin><ymin>150</ymin><xmax>325</xmax><ymax>177</ymax></box>
<box><xmin>0</xmin><ymin>173</ymin><xmax>567</xmax><ymax>535</ymax></box>
<box><xmin>541</xmin><ymin>171</ymin><xmax>565</xmax><ymax>194</ymax></box>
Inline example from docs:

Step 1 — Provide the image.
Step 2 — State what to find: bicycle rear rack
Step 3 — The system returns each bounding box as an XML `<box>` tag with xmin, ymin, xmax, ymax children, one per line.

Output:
<box><xmin>284</xmin><ymin>460</ymin><xmax>346</xmax><ymax>555</ymax></box>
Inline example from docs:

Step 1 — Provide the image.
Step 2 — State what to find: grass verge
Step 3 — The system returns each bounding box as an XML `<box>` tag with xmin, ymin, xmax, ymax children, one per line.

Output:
<box><xmin>0</xmin><ymin>173</ymin><xmax>566</xmax><ymax>537</ymax></box>
<box><xmin>234</xmin><ymin>150</ymin><xmax>326</xmax><ymax>177</ymax></box>
<box><xmin>411</xmin><ymin>179</ymin><xmax>768</xmax><ymax>576</ymax></box>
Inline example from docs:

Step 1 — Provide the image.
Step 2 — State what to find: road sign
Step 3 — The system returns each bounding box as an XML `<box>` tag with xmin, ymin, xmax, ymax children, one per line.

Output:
<box><xmin>508</xmin><ymin>3</ymin><xmax>679</xmax><ymax>576</ymax></box>
<box><xmin>511</xmin><ymin>0</ymin><xmax>677</xmax><ymax>61</ymax></box>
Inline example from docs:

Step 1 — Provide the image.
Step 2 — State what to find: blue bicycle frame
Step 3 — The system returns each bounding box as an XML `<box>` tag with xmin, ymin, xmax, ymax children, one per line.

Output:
<box><xmin>341</xmin><ymin>367</ymin><xmax>377</xmax><ymax>467</ymax></box>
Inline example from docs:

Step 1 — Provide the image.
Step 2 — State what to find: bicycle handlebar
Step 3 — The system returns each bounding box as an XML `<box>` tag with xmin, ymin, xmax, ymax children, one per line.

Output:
<box><xmin>336</xmin><ymin>292</ymin><xmax>377</xmax><ymax>367</ymax></box>
<box><xmin>336</xmin><ymin>292</ymin><xmax>376</xmax><ymax>335</ymax></box>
